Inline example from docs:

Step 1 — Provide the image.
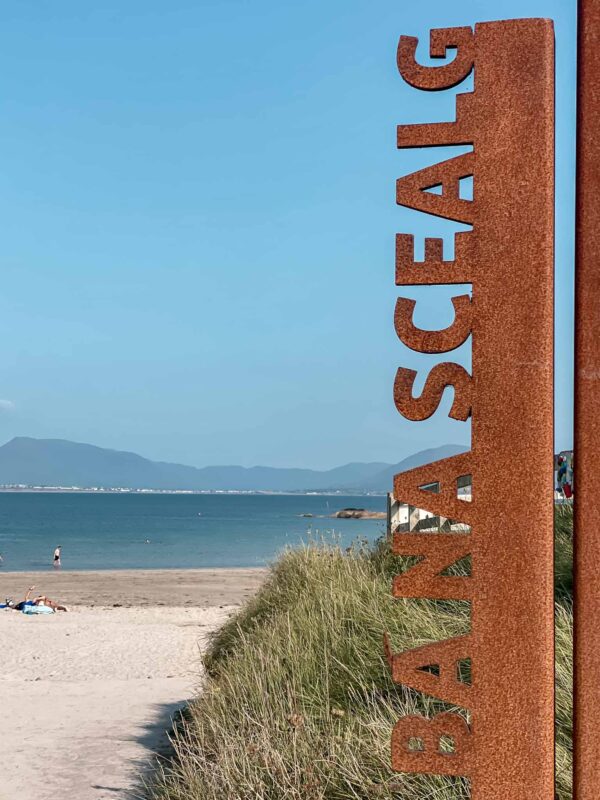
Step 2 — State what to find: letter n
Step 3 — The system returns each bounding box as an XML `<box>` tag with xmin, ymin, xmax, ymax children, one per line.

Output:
<box><xmin>392</xmin><ymin>533</ymin><xmax>471</xmax><ymax>599</ymax></box>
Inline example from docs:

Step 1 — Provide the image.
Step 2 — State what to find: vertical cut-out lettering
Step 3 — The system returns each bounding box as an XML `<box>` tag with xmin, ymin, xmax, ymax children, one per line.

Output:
<box><xmin>385</xmin><ymin>634</ymin><xmax>472</xmax><ymax>707</ymax></box>
<box><xmin>397</xmin><ymin>27</ymin><xmax>474</xmax><ymax>91</ymax></box>
<box><xmin>395</xmin><ymin>232</ymin><xmax>474</xmax><ymax>285</ymax></box>
<box><xmin>394</xmin><ymin>294</ymin><xmax>472</xmax><ymax>353</ymax></box>
<box><xmin>394</xmin><ymin>363</ymin><xmax>472</xmax><ymax>421</ymax></box>
<box><xmin>392</xmin><ymin>712</ymin><xmax>472</xmax><ymax>775</ymax></box>
<box><xmin>396</xmin><ymin>152</ymin><xmax>474</xmax><ymax>224</ymax></box>
<box><xmin>392</xmin><ymin>533</ymin><xmax>471</xmax><ymax>599</ymax></box>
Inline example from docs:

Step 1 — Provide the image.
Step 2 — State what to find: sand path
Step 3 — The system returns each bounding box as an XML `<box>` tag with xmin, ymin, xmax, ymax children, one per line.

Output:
<box><xmin>0</xmin><ymin>569</ymin><xmax>265</xmax><ymax>800</ymax></box>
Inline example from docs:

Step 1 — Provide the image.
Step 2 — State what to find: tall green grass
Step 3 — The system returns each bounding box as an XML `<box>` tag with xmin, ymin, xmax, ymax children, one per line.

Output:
<box><xmin>147</xmin><ymin>509</ymin><xmax>573</xmax><ymax>800</ymax></box>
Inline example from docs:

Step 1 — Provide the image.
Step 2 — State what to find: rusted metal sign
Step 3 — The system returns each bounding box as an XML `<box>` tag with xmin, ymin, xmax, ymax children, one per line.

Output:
<box><xmin>575</xmin><ymin>2</ymin><xmax>600</xmax><ymax>799</ymax></box>
<box><xmin>387</xmin><ymin>19</ymin><xmax>555</xmax><ymax>799</ymax></box>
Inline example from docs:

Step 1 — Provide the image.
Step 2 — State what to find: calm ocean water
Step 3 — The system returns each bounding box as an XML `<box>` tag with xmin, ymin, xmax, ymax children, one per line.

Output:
<box><xmin>0</xmin><ymin>493</ymin><xmax>386</xmax><ymax>572</ymax></box>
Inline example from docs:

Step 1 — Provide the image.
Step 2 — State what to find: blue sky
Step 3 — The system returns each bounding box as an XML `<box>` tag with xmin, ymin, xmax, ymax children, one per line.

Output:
<box><xmin>0</xmin><ymin>1</ymin><xmax>575</xmax><ymax>469</ymax></box>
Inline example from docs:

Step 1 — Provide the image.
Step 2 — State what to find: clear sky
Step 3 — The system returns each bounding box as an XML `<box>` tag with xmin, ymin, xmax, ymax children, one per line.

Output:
<box><xmin>0</xmin><ymin>0</ymin><xmax>576</xmax><ymax>469</ymax></box>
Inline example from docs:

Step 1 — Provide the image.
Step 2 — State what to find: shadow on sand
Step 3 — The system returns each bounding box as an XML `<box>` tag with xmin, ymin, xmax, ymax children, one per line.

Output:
<box><xmin>99</xmin><ymin>698</ymin><xmax>187</xmax><ymax>800</ymax></box>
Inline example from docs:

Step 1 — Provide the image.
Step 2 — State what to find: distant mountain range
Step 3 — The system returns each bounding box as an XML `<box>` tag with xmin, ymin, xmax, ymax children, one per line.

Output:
<box><xmin>0</xmin><ymin>437</ymin><xmax>466</xmax><ymax>493</ymax></box>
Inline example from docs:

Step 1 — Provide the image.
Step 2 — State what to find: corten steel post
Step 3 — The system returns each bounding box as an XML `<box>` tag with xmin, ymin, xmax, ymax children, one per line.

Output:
<box><xmin>386</xmin><ymin>20</ymin><xmax>555</xmax><ymax>799</ymax></box>
<box><xmin>575</xmin><ymin>2</ymin><xmax>600</xmax><ymax>798</ymax></box>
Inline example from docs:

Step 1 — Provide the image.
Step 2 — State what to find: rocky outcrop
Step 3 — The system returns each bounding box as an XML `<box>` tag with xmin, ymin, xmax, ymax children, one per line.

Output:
<box><xmin>333</xmin><ymin>508</ymin><xmax>386</xmax><ymax>520</ymax></box>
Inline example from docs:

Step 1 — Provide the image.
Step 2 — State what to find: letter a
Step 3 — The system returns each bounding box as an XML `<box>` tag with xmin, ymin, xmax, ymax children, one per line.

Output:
<box><xmin>384</xmin><ymin>634</ymin><xmax>472</xmax><ymax>707</ymax></box>
<box><xmin>393</xmin><ymin>451</ymin><xmax>473</xmax><ymax>523</ymax></box>
<box><xmin>396</xmin><ymin>152</ymin><xmax>474</xmax><ymax>224</ymax></box>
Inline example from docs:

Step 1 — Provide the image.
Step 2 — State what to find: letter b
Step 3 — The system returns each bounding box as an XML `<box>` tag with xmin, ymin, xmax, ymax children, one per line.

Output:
<box><xmin>392</xmin><ymin>712</ymin><xmax>472</xmax><ymax>776</ymax></box>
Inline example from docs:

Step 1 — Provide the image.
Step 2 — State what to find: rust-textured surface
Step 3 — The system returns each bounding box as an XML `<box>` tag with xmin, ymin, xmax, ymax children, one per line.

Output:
<box><xmin>394</xmin><ymin>295</ymin><xmax>472</xmax><ymax>353</ymax></box>
<box><xmin>574</xmin><ymin>2</ymin><xmax>600</xmax><ymax>797</ymax></box>
<box><xmin>396</xmin><ymin>27</ymin><xmax>474</xmax><ymax>91</ymax></box>
<box><xmin>394</xmin><ymin>362</ymin><xmax>472</xmax><ymax>422</ymax></box>
<box><xmin>392</xmin><ymin>712</ymin><xmax>472</xmax><ymax>776</ymax></box>
<box><xmin>386</xmin><ymin>634</ymin><xmax>472</xmax><ymax>708</ymax></box>
<box><xmin>395</xmin><ymin>152</ymin><xmax>475</xmax><ymax>224</ymax></box>
<box><xmin>388</xmin><ymin>20</ymin><xmax>555</xmax><ymax>799</ymax></box>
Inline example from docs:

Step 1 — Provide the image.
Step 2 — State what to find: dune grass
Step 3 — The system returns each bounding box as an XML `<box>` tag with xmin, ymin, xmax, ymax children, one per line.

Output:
<box><xmin>147</xmin><ymin>509</ymin><xmax>573</xmax><ymax>800</ymax></box>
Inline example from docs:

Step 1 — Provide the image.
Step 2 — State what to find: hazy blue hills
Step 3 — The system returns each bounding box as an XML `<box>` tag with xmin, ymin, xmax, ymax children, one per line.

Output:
<box><xmin>0</xmin><ymin>437</ymin><xmax>467</xmax><ymax>493</ymax></box>
<box><xmin>360</xmin><ymin>445</ymin><xmax>468</xmax><ymax>491</ymax></box>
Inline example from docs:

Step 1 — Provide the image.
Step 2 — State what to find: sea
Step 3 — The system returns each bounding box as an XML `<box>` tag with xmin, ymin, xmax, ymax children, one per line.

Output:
<box><xmin>0</xmin><ymin>492</ymin><xmax>387</xmax><ymax>572</ymax></box>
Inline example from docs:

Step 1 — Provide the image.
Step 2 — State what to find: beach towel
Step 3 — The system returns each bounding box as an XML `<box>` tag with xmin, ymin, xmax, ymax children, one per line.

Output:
<box><xmin>22</xmin><ymin>604</ymin><xmax>54</xmax><ymax>615</ymax></box>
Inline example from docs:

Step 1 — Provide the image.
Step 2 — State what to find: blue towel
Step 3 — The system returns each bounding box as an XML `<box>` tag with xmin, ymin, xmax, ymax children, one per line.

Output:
<box><xmin>22</xmin><ymin>604</ymin><xmax>54</xmax><ymax>615</ymax></box>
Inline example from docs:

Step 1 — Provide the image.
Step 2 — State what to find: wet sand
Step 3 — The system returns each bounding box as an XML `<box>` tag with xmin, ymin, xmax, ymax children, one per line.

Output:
<box><xmin>0</xmin><ymin>566</ymin><xmax>267</xmax><ymax>607</ymax></box>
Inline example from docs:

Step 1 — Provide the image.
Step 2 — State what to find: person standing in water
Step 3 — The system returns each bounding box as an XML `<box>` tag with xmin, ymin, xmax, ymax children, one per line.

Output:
<box><xmin>53</xmin><ymin>545</ymin><xmax>61</xmax><ymax>568</ymax></box>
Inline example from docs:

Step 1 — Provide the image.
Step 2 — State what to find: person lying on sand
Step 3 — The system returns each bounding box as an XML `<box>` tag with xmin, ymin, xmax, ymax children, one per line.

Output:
<box><xmin>5</xmin><ymin>585</ymin><xmax>68</xmax><ymax>612</ymax></box>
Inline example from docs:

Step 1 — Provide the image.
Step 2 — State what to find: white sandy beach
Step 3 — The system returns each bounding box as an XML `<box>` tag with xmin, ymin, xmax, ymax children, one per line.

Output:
<box><xmin>0</xmin><ymin>569</ymin><xmax>266</xmax><ymax>800</ymax></box>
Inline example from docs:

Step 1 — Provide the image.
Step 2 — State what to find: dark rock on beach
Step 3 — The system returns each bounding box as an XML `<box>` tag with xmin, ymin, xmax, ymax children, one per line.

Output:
<box><xmin>332</xmin><ymin>508</ymin><xmax>386</xmax><ymax>520</ymax></box>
